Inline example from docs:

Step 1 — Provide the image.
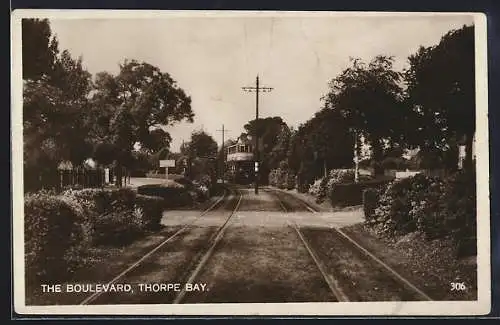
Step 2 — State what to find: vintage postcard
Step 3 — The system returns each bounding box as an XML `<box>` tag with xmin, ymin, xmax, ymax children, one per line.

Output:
<box><xmin>11</xmin><ymin>10</ymin><xmax>490</xmax><ymax>316</ymax></box>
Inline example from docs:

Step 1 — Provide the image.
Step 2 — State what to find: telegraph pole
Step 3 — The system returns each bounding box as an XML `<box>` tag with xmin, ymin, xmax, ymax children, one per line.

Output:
<box><xmin>242</xmin><ymin>75</ymin><xmax>273</xmax><ymax>194</ymax></box>
<box><xmin>354</xmin><ymin>130</ymin><xmax>359</xmax><ymax>183</ymax></box>
<box><xmin>217</xmin><ymin>124</ymin><xmax>230</xmax><ymax>185</ymax></box>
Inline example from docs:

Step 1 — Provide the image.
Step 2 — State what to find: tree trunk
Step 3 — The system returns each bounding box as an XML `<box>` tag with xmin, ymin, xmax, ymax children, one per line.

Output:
<box><xmin>371</xmin><ymin>137</ymin><xmax>384</xmax><ymax>176</ymax></box>
<box><xmin>115</xmin><ymin>162</ymin><xmax>123</xmax><ymax>188</ymax></box>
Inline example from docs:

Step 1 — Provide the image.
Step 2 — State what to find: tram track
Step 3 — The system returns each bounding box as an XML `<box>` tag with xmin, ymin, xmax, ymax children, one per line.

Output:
<box><xmin>172</xmin><ymin>187</ymin><xmax>242</xmax><ymax>303</ymax></box>
<box><xmin>80</xmin><ymin>185</ymin><xmax>242</xmax><ymax>305</ymax></box>
<box><xmin>268</xmin><ymin>188</ymin><xmax>433</xmax><ymax>302</ymax></box>
<box><xmin>269</xmin><ymin>189</ymin><xmax>347</xmax><ymax>302</ymax></box>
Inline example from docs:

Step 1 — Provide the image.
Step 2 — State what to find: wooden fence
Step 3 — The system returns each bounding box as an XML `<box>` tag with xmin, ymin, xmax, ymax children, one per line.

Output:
<box><xmin>24</xmin><ymin>168</ymin><xmax>107</xmax><ymax>193</ymax></box>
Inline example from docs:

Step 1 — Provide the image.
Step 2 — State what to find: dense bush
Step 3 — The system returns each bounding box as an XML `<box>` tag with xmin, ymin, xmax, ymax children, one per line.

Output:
<box><xmin>308</xmin><ymin>169</ymin><xmax>355</xmax><ymax>203</ymax></box>
<box><xmin>362</xmin><ymin>188</ymin><xmax>380</xmax><ymax>221</ymax></box>
<box><xmin>408</xmin><ymin>177</ymin><xmax>446</xmax><ymax>237</ymax></box>
<box><xmin>440</xmin><ymin>170</ymin><xmax>477</xmax><ymax>255</ymax></box>
<box><xmin>368</xmin><ymin>170</ymin><xmax>477</xmax><ymax>255</ymax></box>
<box><xmin>285</xmin><ymin>173</ymin><xmax>296</xmax><ymax>190</ymax></box>
<box><xmin>108</xmin><ymin>187</ymin><xmax>137</xmax><ymax>210</ymax></box>
<box><xmin>330</xmin><ymin>178</ymin><xmax>391</xmax><ymax>207</ymax></box>
<box><xmin>91</xmin><ymin>208</ymin><xmax>142</xmax><ymax>246</ymax></box>
<box><xmin>308</xmin><ymin>177</ymin><xmax>327</xmax><ymax>202</ymax></box>
<box><xmin>24</xmin><ymin>193</ymin><xmax>86</xmax><ymax>283</ymax></box>
<box><xmin>25</xmin><ymin>187</ymin><xmax>167</xmax><ymax>284</ymax></box>
<box><xmin>269</xmin><ymin>168</ymin><xmax>296</xmax><ymax>190</ymax></box>
<box><xmin>373</xmin><ymin>174</ymin><xmax>440</xmax><ymax>234</ymax></box>
<box><xmin>268</xmin><ymin>168</ymin><xmax>280</xmax><ymax>188</ymax></box>
<box><xmin>195</xmin><ymin>174</ymin><xmax>212</xmax><ymax>188</ymax></box>
<box><xmin>62</xmin><ymin>187</ymin><xmax>136</xmax><ymax>215</ymax></box>
<box><xmin>135</xmin><ymin>194</ymin><xmax>164</xmax><ymax>230</ymax></box>
<box><xmin>137</xmin><ymin>184</ymin><xmax>193</xmax><ymax>208</ymax></box>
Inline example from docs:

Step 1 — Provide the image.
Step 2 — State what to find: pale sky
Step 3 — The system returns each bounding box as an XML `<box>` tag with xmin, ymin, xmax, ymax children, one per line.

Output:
<box><xmin>48</xmin><ymin>12</ymin><xmax>474</xmax><ymax>152</ymax></box>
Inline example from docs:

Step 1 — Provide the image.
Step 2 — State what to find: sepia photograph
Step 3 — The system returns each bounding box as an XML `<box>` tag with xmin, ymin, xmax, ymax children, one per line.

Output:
<box><xmin>11</xmin><ymin>10</ymin><xmax>490</xmax><ymax>316</ymax></box>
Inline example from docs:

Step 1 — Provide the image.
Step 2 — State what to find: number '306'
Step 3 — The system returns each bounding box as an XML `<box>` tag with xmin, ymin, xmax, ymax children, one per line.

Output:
<box><xmin>451</xmin><ymin>282</ymin><xmax>467</xmax><ymax>291</ymax></box>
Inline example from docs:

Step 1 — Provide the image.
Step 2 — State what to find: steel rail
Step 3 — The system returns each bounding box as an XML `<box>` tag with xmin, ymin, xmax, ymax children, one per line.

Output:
<box><xmin>80</xmin><ymin>187</ymin><xmax>230</xmax><ymax>305</ymax></box>
<box><xmin>270</xmin><ymin>190</ymin><xmax>349</xmax><ymax>302</ymax></box>
<box><xmin>172</xmin><ymin>187</ymin><xmax>243</xmax><ymax>304</ymax></box>
<box><xmin>275</xmin><ymin>189</ymin><xmax>433</xmax><ymax>302</ymax></box>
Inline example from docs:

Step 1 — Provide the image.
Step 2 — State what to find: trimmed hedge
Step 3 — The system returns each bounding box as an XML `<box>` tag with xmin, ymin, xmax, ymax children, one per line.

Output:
<box><xmin>24</xmin><ymin>193</ymin><xmax>85</xmax><ymax>283</ymax></box>
<box><xmin>330</xmin><ymin>178</ymin><xmax>392</xmax><ymax>207</ymax></box>
<box><xmin>25</xmin><ymin>187</ymin><xmax>166</xmax><ymax>284</ymax></box>
<box><xmin>137</xmin><ymin>184</ymin><xmax>193</xmax><ymax>208</ymax></box>
<box><xmin>91</xmin><ymin>209</ymin><xmax>142</xmax><ymax>246</ymax></box>
<box><xmin>135</xmin><ymin>194</ymin><xmax>164</xmax><ymax>230</ymax></box>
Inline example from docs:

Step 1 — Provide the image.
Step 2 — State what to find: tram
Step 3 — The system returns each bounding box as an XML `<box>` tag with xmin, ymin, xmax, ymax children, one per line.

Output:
<box><xmin>226</xmin><ymin>135</ymin><xmax>255</xmax><ymax>185</ymax></box>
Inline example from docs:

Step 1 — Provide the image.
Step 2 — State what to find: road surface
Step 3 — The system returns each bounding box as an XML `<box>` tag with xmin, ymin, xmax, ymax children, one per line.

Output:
<box><xmin>34</xmin><ymin>183</ymin><xmax>433</xmax><ymax>304</ymax></box>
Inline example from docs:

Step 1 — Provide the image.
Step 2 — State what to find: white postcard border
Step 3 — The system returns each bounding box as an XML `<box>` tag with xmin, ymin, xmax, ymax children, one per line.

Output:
<box><xmin>11</xmin><ymin>9</ymin><xmax>491</xmax><ymax>316</ymax></box>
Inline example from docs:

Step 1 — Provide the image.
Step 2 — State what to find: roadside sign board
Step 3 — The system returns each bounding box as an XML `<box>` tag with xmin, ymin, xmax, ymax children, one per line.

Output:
<box><xmin>160</xmin><ymin>160</ymin><xmax>175</xmax><ymax>168</ymax></box>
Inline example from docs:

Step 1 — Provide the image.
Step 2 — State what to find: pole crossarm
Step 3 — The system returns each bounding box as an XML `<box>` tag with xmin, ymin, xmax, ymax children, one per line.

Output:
<box><xmin>241</xmin><ymin>75</ymin><xmax>274</xmax><ymax>194</ymax></box>
<box><xmin>241</xmin><ymin>86</ymin><xmax>274</xmax><ymax>92</ymax></box>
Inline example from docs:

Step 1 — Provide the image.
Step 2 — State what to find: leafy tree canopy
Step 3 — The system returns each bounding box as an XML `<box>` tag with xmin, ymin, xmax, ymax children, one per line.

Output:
<box><xmin>404</xmin><ymin>24</ymin><xmax>474</xmax><ymax>169</ymax></box>
<box><xmin>89</xmin><ymin>60</ymin><xmax>194</xmax><ymax>169</ymax></box>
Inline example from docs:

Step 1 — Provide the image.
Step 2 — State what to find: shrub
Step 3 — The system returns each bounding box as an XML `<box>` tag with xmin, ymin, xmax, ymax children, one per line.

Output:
<box><xmin>374</xmin><ymin>175</ymin><xmax>423</xmax><ymax>235</ymax></box>
<box><xmin>362</xmin><ymin>188</ymin><xmax>380</xmax><ymax>222</ymax></box>
<box><xmin>92</xmin><ymin>209</ymin><xmax>142</xmax><ymax>246</ymax></box>
<box><xmin>24</xmin><ymin>192</ymin><xmax>85</xmax><ymax>283</ymax></box>
<box><xmin>269</xmin><ymin>168</ymin><xmax>296</xmax><ymax>190</ymax></box>
<box><xmin>137</xmin><ymin>184</ymin><xmax>193</xmax><ymax>208</ymax></box>
<box><xmin>268</xmin><ymin>169</ymin><xmax>277</xmax><ymax>187</ymax></box>
<box><xmin>366</xmin><ymin>169</ymin><xmax>476</xmax><ymax>256</ymax></box>
<box><xmin>195</xmin><ymin>174</ymin><xmax>212</xmax><ymax>188</ymax></box>
<box><xmin>108</xmin><ymin>187</ymin><xmax>136</xmax><ymax>209</ymax></box>
<box><xmin>328</xmin><ymin>169</ymin><xmax>355</xmax><ymax>185</ymax></box>
<box><xmin>373</xmin><ymin>173</ymin><xmax>447</xmax><ymax>236</ymax></box>
<box><xmin>308</xmin><ymin>178</ymin><xmax>324</xmax><ymax>198</ymax></box>
<box><xmin>331</xmin><ymin>178</ymin><xmax>392</xmax><ymax>207</ymax></box>
<box><xmin>408</xmin><ymin>177</ymin><xmax>445</xmax><ymax>238</ymax></box>
<box><xmin>63</xmin><ymin>187</ymin><xmax>136</xmax><ymax>214</ymax></box>
<box><xmin>135</xmin><ymin>194</ymin><xmax>165</xmax><ymax>230</ymax></box>
<box><xmin>193</xmin><ymin>184</ymin><xmax>210</xmax><ymax>201</ymax></box>
<box><xmin>62</xmin><ymin>187</ymin><xmax>143</xmax><ymax>244</ymax></box>
<box><xmin>308</xmin><ymin>169</ymin><xmax>356</xmax><ymax>204</ymax></box>
<box><xmin>440</xmin><ymin>170</ymin><xmax>477</xmax><ymax>256</ymax></box>
<box><xmin>285</xmin><ymin>172</ymin><xmax>296</xmax><ymax>190</ymax></box>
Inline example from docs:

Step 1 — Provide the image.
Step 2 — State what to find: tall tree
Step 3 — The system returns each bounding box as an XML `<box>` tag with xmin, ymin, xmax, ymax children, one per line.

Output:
<box><xmin>182</xmin><ymin>130</ymin><xmax>218</xmax><ymax>183</ymax></box>
<box><xmin>404</xmin><ymin>25</ymin><xmax>475</xmax><ymax>170</ymax></box>
<box><xmin>22</xmin><ymin>18</ymin><xmax>58</xmax><ymax>81</ymax></box>
<box><xmin>269</xmin><ymin>124</ymin><xmax>292</xmax><ymax>170</ymax></box>
<box><xmin>323</xmin><ymin>56</ymin><xmax>405</xmax><ymax>175</ymax></box>
<box><xmin>243</xmin><ymin>116</ymin><xmax>288</xmax><ymax>182</ymax></box>
<box><xmin>286</xmin><ymin>108</ymin><xmax>354</xmax><ymax>188</ymax></box>
<box><xmin>187</xmin><ymin>130</ymin><xmax>218</xmax><ymax>159</ymax></box>
<box><xmin>89</xmin><ymin>60</ymin><xmax>194</xmax><ymax>186</ymax></box>
<box><xmin>23</xmin><ymin>19</ymin><xmax>93</xmax><ymax>175</ymax></box>
<box><xmin>143</xmin><ymin>128</ymin><xmax>172</xmax><ymax>154</ymax></box>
